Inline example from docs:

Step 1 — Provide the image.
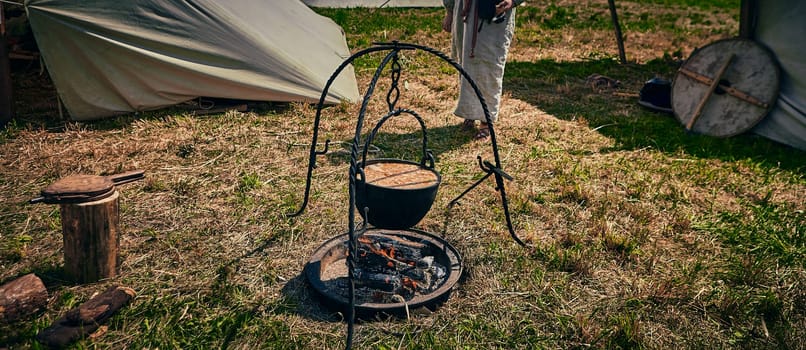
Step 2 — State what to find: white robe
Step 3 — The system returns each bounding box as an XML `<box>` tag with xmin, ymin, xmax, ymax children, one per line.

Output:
<box><xmin>449</xmin><ymin>0</ymin><xmax>517</xmax><ymax>123</ymax></box>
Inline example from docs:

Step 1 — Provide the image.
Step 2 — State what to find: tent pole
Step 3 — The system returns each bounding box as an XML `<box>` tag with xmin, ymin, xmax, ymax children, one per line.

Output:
<box><xmin>607</xmin><ymin>0</ymin><xmax>627</xmax><ymax>64</ymax></box>
<box><xmin>1</xmin><ymin>3</ymin><xmax>5</xmax><ymax>35</ymax></box>
<box><xmin>1</xmin><ymin>33</ymin><xmax>14</xmax><ymax>127</ymax></box>
<box><xmin>739</xmin><ymin>0</ymin><xmax>755</xmax><ymax>39</ymax></box>
<box><xmin>1</xmin><ymin>2</ymin><xmax>12</xmax><ymax>127</ymax></box>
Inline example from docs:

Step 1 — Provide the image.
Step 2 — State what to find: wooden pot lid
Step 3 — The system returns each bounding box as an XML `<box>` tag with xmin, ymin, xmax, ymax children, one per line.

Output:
<box><xmin>41</xmin><ymin>175</ymin><xmax>116</xmax><ymax>200</ymax></box>
<box><xmin>672</xmin><ymin>38</ymin><xmax>780</xmax><ymax>137</ymax></box>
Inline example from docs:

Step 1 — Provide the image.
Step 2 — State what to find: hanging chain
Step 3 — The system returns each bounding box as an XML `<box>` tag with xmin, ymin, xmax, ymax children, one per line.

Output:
<box><xmin>386</xmin><ymin>53</ymin><xmax>402</xmax><ymax>112</ymax></box>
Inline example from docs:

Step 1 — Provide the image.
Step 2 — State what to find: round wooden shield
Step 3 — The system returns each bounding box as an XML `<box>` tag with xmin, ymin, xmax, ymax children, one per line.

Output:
<box><xmin>672</xmin><ymin>38</ymin><xmax>779</xmax><ymax>137</ymax></box>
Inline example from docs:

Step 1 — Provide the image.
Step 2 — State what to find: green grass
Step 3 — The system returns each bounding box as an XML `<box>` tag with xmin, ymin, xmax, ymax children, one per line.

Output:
<box><xmin>314</xmin><ymin>7</ymin><xmax>444</xmax><ymax>51</ymax></box>
<box><xmin>711</xmin><ymin>199</ymin><xmax>805</xmax><ymax>268</ymax></box>
<box><xmin>638</xmin><ymin>0</ymin><xmax>739</xmax><ymax>9</ymax></box>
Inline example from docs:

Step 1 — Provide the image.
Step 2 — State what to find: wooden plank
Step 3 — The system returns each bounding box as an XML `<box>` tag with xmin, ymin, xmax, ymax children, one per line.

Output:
<box><xmin>678</xmin><ymin>67</ymin><xmax>770</xmax><ymax>108</ymax></box>
<box><xmin>686</xmin><ymin>54</ymin><xmax>734</xmax><ymax>131</ymax></box>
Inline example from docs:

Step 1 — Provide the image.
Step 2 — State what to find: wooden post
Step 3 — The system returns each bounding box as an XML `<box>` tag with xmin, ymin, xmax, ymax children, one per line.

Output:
<box><xmin>685</xmin><ymin>54</ymin><xmax>735</xmax><ymax>131</ymax></box>
<box><xmin>0</xmin><ymin>273</ymin><xmax>48</xmax><ymax>323</ymax></box>
<box><xmin>739</xmin><ymin>0</ymin><xmax>755</xmax><ymax>39</ymax></box>
<box><xmin>1</xmin><ymin>33</ymin><xmax>13</xmax><ymax>127</ymax></box>
<box><xmin>1</xmin><ymin>2</ymin><xmax>12</xmax><ymax>126</ymax></box>
<box><xmin>59</xmin><ymin>191</ymin><xmax>120</xmax><ymax>283</ymax></box>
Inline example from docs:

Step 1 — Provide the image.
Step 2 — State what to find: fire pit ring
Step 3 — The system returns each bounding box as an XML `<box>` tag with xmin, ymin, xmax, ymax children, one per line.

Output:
<box><xmin>305</xmin><ymin>228</ymin><xmax>462</xmax><ymax>317</ymax></box>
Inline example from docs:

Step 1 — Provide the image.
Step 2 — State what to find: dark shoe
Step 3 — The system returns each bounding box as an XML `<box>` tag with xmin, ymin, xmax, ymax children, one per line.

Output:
<box><xmin>475</xmin><ymin>123</ymin><xmax>490</xmax><ymax>140</ymax></box>
<box><xmin>462</xmin><ymin>119</ymin><xmax>476</xmax><ymax>130</ymax></box>
<box><xmin>638</xmin><ymin>77</ymin><xmax>673</xmax><ymax>114</ymax></box>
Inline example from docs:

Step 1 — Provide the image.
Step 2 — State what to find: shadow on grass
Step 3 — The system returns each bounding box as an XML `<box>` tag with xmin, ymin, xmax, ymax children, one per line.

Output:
<box><xmin>208</xmin><ymin>229</ymin><xmax>342</xmax><ymax>323</ymax></box>
<box><xmin>278</xmin><ymin>273</ymin><xmax>344</xmax><ymax>322</ymax></box>
<box><xmin>504</xmin><ymin>57</ymin><xmax>806</xmax><ymax>173</ymax></box>
<box><xmin>324</xmin><ymin>123</ymin><xmax>476</xmax><ymax>166</ymax></box>
<box><xmin>7</xmin><ymin>66</ymin><xmax>293</xmax><ymax>132</ymax></box>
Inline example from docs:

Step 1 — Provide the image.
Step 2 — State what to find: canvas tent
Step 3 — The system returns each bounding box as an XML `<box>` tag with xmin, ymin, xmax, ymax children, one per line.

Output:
<box><xmin>746</xmin><ymin>0</ymin><xmax>806</xmax><ymax>151</ymax></box>
<box><xmin>23</xmin><ymin>0</ymin><xmax>360</xmax><ymax>121</ymax></box>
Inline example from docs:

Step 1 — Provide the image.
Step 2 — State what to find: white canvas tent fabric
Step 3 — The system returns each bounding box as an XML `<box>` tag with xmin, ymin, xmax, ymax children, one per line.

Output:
<box><xmin>750</xmin><ymin>0</ymin><xmax>806</xmax><ymax>151</ymax></box>
<box><xmin>24</xmin><ymin>0</ymin><xmax>360</xmax><ymax>121</ymax></box>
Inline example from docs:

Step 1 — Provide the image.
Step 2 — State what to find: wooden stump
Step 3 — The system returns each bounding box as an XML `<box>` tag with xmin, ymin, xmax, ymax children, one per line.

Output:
<box><xmin>0</xmin><ymin>273</ymin><xmax>48</xmax><ymax>323</ymax></box>
<box><xmin>59</xmin><ymin>191</ymin><xmax>120</xmax><ymax>283</ymax></box>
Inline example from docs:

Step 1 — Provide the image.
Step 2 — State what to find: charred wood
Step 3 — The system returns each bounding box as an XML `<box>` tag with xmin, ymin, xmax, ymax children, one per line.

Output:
<box><xmin>354</xmin><ymin>268</ymin><xmax>402</xmax><ymax>292</ymax></box>
<box><xmin>356</xmin><ymin>234</ymin><xmax>429</xmax><ymax>270</ymax></box>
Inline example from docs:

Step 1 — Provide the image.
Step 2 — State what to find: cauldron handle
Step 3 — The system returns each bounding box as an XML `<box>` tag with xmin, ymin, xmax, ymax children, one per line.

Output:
<box><xmin>424</xmin><ymin>150</ymin><xmax>435</xmax><ymax>169</ymax></box>
<box><xmin>353</xmin><ymin>167</ymin><xmax>366</xmax><ymax>182</ymax></box>
<box><xmin>360</xmin><ymin>108</ymin><xmax>433</xmax><ymax>168</ymax></box>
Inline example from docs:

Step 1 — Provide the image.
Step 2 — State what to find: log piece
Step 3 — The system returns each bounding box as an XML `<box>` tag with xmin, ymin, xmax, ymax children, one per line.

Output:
<box><xmin>354</xmin><ymin>268</ymin><xmax>402</xmax><ymax>292</ymax></box>
<box><xmin>37</xmin><ymin>286</ymin><xmax>135</xmax><ymax>348</ymax></box>
<box><xmin>59</xmin><ymin>191</ymin><xmax>120</xmax><ymax>283</ymax></box>
<box><xmin>357</xmin><ymin>234</ymin><xmax>428</xmax><ymax>269</ymax></box>
<box><xmin>0</xmin><ymin>273</ymin><xmax>48</xmax><ymax>323</ymax></box>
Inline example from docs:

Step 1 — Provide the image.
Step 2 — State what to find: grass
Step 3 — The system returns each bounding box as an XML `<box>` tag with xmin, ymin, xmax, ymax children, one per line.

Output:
<box><xmin>2</xmin><ymin>0</ymin><xmax>805</xmax><ymax>349</ymax></box>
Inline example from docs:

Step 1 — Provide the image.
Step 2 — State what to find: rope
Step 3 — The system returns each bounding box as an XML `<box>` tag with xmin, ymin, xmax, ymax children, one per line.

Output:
<box><xmin>391</xmin><ymin>294</ymin><xmax>410</xmax><ymax>320</ymax></box>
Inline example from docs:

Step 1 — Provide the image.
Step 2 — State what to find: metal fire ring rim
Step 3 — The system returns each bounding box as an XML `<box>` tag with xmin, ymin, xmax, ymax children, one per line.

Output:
<box><xmin>305</xmin><ymin>228</ymin><xmax>462</xmax><ymax>313</ymax></box>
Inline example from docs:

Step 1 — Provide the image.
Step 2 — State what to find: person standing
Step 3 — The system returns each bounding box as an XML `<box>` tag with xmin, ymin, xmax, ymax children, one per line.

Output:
<box><xmin>442</xmin><ymin>0</ymin><xmax>522</xmax><ymax>139</ymax></box>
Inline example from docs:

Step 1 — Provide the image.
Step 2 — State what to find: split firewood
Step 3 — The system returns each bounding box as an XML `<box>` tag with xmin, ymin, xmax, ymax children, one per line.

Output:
<box><xmin>357</xmin><ymin>234</ymin><xmax>429</xmax><ymax>269</ymax></box>
<box><xmin>37</xmin><ymin>286</ymin><xmax>135</xmax><ymax>348</ymax></box>
<box><xmin>0</xmin><ymin>273</ymin><xmax>48</xmax><ymax>324</ymax></box>
<box><xmin>354</xmin><ymin>268</ymin><xmax>402</xmax><ymax>292</ymax></box>
<box><xmin>369</xmin><ymin>233</ymin><xmax>428</xmax><ymax>251</ymax></box>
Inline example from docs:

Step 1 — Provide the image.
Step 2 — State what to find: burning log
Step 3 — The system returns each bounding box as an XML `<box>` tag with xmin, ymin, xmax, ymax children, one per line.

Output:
<box><xmin>354</xmin><ymin>268</ymin><xmax>402</xmax><ymax>292</ymax></box>
<box><xmin>311</xmin><ymin>229</ymin><xmax>462</xmax><ymax>313</ymax></box>
<box><xmin>348</xmin><ymin>233</ymin><xmax>448</xmax><ymax>301</ymax></box>
<box><xmin>356</xmin><ymin>233</ymin><xmax>429</xmax><ymax>269</ymax></box>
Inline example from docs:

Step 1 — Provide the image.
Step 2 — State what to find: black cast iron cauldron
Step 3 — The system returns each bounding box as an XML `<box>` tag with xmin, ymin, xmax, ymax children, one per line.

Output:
<box><xmin>355</xmin><ymin>109</ymin><xmax>440</xmax><ymax>229</ymax></box>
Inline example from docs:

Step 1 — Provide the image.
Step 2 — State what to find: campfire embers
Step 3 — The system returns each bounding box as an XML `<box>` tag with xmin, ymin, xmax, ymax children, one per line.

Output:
<box><xmin>306</xmin><ymin>229</ymin><xmax>462</xmax><ymax>317</ymax></box>
<box><xmin>351</xmin><ymin>234</ymin><xmax>447</xmax><ymax>303</ymax></box>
